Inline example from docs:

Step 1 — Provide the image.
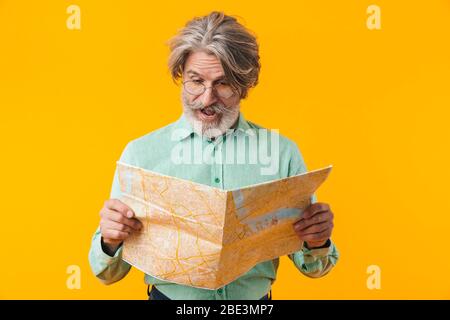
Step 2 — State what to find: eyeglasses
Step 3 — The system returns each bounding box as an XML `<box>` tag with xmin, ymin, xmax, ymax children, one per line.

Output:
<box><xmin>183</xmin><ymin>80</ymin><xmax>235</xmax><ymax>99</ymax></box>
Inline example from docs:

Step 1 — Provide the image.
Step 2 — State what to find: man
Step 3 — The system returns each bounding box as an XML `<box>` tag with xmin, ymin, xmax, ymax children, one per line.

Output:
<box><xmin>88</xmin><ymin>11</ymin><xmax>339</xmax><ymax>300</ymax></box>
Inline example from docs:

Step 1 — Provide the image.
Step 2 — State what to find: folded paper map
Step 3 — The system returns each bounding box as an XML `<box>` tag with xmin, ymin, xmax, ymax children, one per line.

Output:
<box><xmin>117</xmin><ymin>161</ymin><xmax>332</xmax><ymax>290</ymax></box>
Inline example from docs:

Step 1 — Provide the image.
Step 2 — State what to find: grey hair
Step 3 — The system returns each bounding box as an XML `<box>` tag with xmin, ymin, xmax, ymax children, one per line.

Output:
<box><xmin>168</xmin><ymin>11</ymin><xmax>261</xmax><ymax>99</ymax></box>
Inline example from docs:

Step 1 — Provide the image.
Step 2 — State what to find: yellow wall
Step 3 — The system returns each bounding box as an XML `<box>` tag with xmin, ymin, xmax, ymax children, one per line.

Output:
<box><xmin>0</xmin><ymin>1</ymin><xmax>449</xmax><ymax>299</ymax></box>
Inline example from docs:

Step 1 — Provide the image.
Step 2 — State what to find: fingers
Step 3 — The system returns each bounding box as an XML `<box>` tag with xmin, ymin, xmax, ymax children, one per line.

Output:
<box><xmin>100</xmin><ymin>208</ymin><xmax>142</xmax><ymax>231</ymax></box>
<box><xmin>99</xmin><ymin>199</ymin><xmax>144</xmax><ymax>246</ymax></box>
<box><xmin>101</xmin><ymin>229</ymin><xmax>130</xmax><ymax>242</ymax></box>
<box><xmin>100</xmin><ymin>219</ymin><xmax>132</xmax><ymax>243</ymax></box>
<box><xmin>295</xmin><ymin>211</ymin><xmax>333</xmax><ymax>231</ymax></box>
<box><xmin>295</xmin><ymin>220</ymin><xmax>332</xmax><ymax>236</ymax></box>
<box><xmin>302</xmin><ymin>202</ymin><xmax>330</xmax><ymax>220</ymax></box>
<box><xmin>105</xmin><ymin>199</ymin><xmax>135</xmax><ymax>218</ymax></box>
<box><xmin>100</xmin><ymin>219</ymin><xmax>136</xmax><ymax>234</ymax></box>
<box><xmin>293</xmin><ymin>203</ymin><xmax>334</xmax><ymax>244</ymax></box>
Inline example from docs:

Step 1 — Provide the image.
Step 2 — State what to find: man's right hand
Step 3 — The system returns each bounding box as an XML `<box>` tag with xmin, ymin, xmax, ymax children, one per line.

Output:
<box><xmin>99</xmin><ymin>199</ymin><xmax>143</xmax><ymax>255</ymax></box>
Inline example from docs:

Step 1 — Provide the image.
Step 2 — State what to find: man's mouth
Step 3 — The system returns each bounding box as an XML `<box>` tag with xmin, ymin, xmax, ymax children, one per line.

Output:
<box><xmin>200</xmin><ymin>106</ymin><xmax>216</xmax><ymax>116</ymax></box>
<box><xmin>197</xmin><ymin>106</ymin><xmax>219</xmax><ymax>121</ymax></box>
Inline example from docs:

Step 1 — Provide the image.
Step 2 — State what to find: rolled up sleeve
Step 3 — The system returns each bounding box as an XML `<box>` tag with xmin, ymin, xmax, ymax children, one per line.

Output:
<box><xmin>286</xmin><ymin>139</ymin><xmax>340</xmax><ymax>278</ymax></box>
<box><xmin>88</xmin><ymin>142</ymin><xmax>136</xmax><ymax>285</ymax></box>
<box><xmin>288</xmin><ymin>240</ymin><xmax>340</xmax><ymax>278</ymax></box>
<box><xmin>88</xmin><ymin>227</ymin><xmax>131</xmax><ymax>285</ymax></box>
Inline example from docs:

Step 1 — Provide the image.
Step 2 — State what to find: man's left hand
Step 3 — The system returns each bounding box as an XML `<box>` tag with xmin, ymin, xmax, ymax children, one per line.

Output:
<box><xmin>293</xmin><ymin>202</ymin><xmax>334</xmax><ymax>249</ymax></box>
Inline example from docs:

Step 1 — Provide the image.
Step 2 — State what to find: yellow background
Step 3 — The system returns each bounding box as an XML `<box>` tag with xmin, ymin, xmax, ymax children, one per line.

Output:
<box><xmin>1</xmin><ymin>0</ymin><xmax>449</xmax><ymax>299</ymax></box>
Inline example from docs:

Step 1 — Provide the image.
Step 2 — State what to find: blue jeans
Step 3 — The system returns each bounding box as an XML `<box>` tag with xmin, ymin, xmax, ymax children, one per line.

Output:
<box><xmin>148</xmin><ymin>285</ymin><xmax>272</xmax><ymax>300</ymax></box>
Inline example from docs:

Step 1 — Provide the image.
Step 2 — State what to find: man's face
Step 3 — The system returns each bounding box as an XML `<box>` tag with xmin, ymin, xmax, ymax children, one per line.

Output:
<box><xmin>181</xmin><ymin>51</ymin><xmax>241</xmax><ymax>138</ymax></box>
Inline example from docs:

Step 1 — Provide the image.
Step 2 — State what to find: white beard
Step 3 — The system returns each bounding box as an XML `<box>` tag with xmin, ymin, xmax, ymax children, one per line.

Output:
<box><xmin>182</xmin><ymin>92</ymin><xmax>240</xmax><ymax>139</ymax></box>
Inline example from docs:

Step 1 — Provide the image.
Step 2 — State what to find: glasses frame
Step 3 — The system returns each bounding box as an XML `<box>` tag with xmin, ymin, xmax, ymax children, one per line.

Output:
<box><xmin>182</xmin><ymin>80</ymin><xmax>236</xmax><ymax>99</ymax></box>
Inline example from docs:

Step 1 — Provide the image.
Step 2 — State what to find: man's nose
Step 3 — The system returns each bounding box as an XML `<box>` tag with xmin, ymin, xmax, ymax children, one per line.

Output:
<box><xmin>200</xmin><ymin>87</ymin><xmax>218</xmax><ymax>107</ymax></box>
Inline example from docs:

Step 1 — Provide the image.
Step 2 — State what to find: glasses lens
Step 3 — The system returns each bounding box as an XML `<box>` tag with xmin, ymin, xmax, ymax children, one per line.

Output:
<box><xmin>215</xmin><ymin>84</ymin><xmax>234</xmax><ymax>99</ymax></box>
<box><xmin>184</xmin><ymin>81</ymin><xmax>204</xmax><ymax>95</ymax></box>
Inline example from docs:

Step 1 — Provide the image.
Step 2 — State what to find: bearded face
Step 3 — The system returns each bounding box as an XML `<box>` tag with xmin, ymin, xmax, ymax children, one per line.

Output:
<box><xmin>181</xmin><ymin>51</ymin><xmax>241</xmax><ymax>139</ymax></box>
<box><xmin>182</xmin><ymin>90</ymin><xmax>240</xmax><ymax>139</ymax></box>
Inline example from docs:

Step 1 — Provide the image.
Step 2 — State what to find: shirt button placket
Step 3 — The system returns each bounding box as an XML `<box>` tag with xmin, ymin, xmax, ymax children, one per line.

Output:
<box><xmin>211</xmin><ymin>140</ymin><xmax>223</xmax><ymax>188</ymax></box>
<box><xmin>216</xmin><ymin>287</ymin><xmax>224</xmax><ymax>300</ymax></box>
<box><xmin>217</xmin><ymin>140</ymin><xmax>224</xmax><ymax>188</ymax></box>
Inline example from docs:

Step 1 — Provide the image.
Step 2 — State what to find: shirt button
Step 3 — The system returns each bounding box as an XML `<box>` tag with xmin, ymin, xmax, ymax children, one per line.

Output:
<box><xmin>214</xmin><ymin>177</ymin><xmax>220</xmax><ymax>183</ymax></box>
<box><xmin>217</xmin><ymin>288</ymin><xmax>223</xmax><ymax>294</ymax></box>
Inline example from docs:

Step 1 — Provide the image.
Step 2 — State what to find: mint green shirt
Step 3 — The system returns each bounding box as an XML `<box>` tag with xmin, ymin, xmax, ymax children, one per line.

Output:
<box><xmin>88</xmin><ymin>112</ymin><xmax>339</xmax><ymax>300</ymax></box>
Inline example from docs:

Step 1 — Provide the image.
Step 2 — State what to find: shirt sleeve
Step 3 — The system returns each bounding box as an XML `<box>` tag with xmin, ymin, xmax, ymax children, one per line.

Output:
<box><xmin>286</xmin><ymin>140</ymin><xmax>340</xmax><ymax>278</ymax></box>
<box><xmin>88</xmin><ymin>142</ymin><xmax>136</xmax><ymax>285</ymax></box>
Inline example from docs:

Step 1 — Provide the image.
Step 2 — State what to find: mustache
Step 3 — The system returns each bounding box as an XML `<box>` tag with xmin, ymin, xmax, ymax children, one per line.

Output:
<box><xmin>186</xmin><ymin>100</ymin><xmax>234</xmax><ymax>116</ymax></box>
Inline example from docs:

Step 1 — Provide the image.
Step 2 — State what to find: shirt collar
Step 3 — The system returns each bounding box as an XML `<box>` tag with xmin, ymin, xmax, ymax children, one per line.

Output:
<box><xmin>172</xmin><ymin>111</ymin><xmax>252</xmax><ymax>142</ymax></box>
